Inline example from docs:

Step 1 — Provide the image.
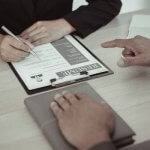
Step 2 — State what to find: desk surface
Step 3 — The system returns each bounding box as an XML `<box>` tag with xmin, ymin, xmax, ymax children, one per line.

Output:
<box><xmin>1</xmin><ymin>9</ymin><xmax>150</xmax><ymax>150</ymax></box>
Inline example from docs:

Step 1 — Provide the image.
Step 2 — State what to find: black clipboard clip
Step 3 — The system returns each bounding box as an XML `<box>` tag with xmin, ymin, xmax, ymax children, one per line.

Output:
<box><xmin>50</xmin><ymin>71</ymin><xmax>89</xmax><ymax>87</ymax></box>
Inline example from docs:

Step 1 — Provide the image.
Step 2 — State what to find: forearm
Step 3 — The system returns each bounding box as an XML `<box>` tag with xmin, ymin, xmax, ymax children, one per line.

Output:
<box><xmin>64</xmin><ymin>0</ymin><xmax>122</xmax><ymax>38</ymax></box>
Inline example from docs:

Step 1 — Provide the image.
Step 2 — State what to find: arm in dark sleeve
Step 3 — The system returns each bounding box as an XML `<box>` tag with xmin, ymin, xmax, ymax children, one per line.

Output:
<box><xmin>64</xmin><ymin>0</ymin><xmax>122</xmax><ymax>38</ymax></box>
<box><xmin>89</xmin><ymin>141</ymin><xmax>117</xmax><ymax>150</ymax></box>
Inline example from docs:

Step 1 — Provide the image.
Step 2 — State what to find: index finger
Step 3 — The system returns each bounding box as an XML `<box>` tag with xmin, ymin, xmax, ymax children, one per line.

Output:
<box><xmin>101</xmin><ymin>39</ymin><xmax>131</xmax><ymax>48</ymax></box>
<box><xmin>9</xmin><ymin>38</ymin><xmax>29</xmax><ymax>52</ymax></box>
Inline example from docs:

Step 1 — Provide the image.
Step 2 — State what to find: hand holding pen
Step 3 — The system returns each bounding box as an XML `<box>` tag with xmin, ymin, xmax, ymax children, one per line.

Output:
<box><xmin>0</xmin><ymin>26</ymin><xmax>40</xmax><ymax>62</ymax></box>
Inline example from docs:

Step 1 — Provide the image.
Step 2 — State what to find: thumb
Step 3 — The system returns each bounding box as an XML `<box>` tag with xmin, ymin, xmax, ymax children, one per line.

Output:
<box><xmin>117</xmin><ymin>56</ymin><xmax>141</xmax><ymax>67</ymax></box>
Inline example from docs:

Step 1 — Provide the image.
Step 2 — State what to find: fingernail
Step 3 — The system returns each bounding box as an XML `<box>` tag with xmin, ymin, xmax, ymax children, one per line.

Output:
<box><xmin>50</xmin><ymin>102</ymin><xmax>56</xmax><ymax>107</ymax></box>
<box><xmin>62</xmin><ymin>90</ymin><xmax>69</xmax><ymax>95</ymax></box>
<box><xmin>54</xmin><ymin>94</ymin><xmax>62</xmax><ymax>99</ymax></box>
<box><xmin>102</xmin><ymin>42</ymin><xmax>114</xmax><ymax>47</ymax></box>
<box><xmin>101</xmin><ymin>42</ymin><xmax>109</xmax><ymax>47</ymax></box>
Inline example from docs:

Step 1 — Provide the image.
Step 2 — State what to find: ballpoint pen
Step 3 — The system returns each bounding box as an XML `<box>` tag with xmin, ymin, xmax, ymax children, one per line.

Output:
<box><xmin>1</xmin><ymin>25</ymin><xmax>41</xmax><ymax>61</ymax></box>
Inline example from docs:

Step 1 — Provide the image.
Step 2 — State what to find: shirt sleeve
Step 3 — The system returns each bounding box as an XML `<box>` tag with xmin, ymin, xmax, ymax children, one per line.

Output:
<box><xmin>89</xmin><ymin>141</ymin><xmax>117</xmax><ymax>150</ymax></box>
<box><xmin>64</xmin><ymin>0</ymin><xmax>122</xmax><ymax>38</ymax></box>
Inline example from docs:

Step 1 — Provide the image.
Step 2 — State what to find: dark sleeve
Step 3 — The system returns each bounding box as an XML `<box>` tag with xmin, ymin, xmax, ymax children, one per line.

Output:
<box><xmin>64</xmin><ymin>0</ymin><xmax>122</xmax><ymax>38</ymax></box>
<box><xmin>89</xmin><ymin>141</ymin><xmax>117</xmax><ymax>150</ymax></box>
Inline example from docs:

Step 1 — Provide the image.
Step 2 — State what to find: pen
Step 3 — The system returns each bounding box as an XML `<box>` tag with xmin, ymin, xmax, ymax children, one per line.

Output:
<box><xmin>1</xmin><ymin>26</ymin><xmax>41</xmax><ymax>61</ymax></box>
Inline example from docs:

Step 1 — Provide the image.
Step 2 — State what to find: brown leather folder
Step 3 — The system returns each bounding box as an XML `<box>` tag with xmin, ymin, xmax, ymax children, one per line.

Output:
<box><xmin>24</xmin><ymin>82</ymin><xmax>135</xmax><ymax>150</ymax></box>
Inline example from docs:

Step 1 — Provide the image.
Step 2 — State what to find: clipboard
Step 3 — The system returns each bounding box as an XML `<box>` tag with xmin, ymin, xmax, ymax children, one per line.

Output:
<box><xmin>8</xmin><ymin>35</ymin><xmax>113</xmax><ymax>95</ymax></box>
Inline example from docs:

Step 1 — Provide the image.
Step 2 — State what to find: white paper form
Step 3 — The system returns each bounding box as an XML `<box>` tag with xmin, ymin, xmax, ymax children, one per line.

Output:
<box><xmin>128</xmin><ymin>15</ymin><xmax>150</xmax><ymax>38</ymax></box>
<box><xmin>12</xmin><ymin>35</ymin><xmax>108</xmax><ymax>90</ymax></box>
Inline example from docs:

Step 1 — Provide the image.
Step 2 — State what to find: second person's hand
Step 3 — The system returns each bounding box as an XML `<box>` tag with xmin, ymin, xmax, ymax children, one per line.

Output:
<box><xmin>101</xmin><ymin>36</ymin><xmax>150</xmax><ymax>67</ymax></box>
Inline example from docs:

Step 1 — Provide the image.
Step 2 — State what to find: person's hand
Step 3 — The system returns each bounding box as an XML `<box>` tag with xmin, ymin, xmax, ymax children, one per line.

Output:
<box><xmin>50</xmin><ymin>91</ymin><xmax>115</xmax><ymax>150</ymax></box>
<box><xmin>101</xmin><ymin>36</ymin><xmax>150</xmax><ymax>67</ymax></box>
<box><xmin>0</xmin><ymin>35</ymin><xmax>30</xmax><ymax>62</ymax></box>
<box><xmin>21</xmin><ymin>19</ymin><xmax>75</xmax><ymax>46</ymax></box>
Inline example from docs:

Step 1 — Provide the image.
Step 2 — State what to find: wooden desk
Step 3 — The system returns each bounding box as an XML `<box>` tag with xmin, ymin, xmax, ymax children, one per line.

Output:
<box><xmin>1</xmin><ymin>9</ymin><xmax>150</xmax><ymax>150</ymax></box>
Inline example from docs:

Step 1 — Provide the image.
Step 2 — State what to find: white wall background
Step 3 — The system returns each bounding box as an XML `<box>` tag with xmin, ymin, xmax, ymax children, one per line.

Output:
<box><xmin>73</xmin><ymin>0</ymin><xmax>150</xmax><ymax>13</ymax></box>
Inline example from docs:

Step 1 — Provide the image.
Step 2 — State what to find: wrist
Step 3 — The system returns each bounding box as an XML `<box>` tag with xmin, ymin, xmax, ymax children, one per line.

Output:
<box><xmin>58</xmin><ymin>18</ymin><xmax>76</xmax><ymax>34</ymax></box>
<box><xmin>0</xmin><ymin>34</ymin><xmax>4</xmax><ymax>43</ymax></box>
<box><xmin>78</xmin><ymin>130</ymin><xmax>111</xmax><ymax>150</ymax></box>
<box><xmin>0</xmin><ymin>34</ymin><xmax>4</xmax><ymax>59</ymax></box>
